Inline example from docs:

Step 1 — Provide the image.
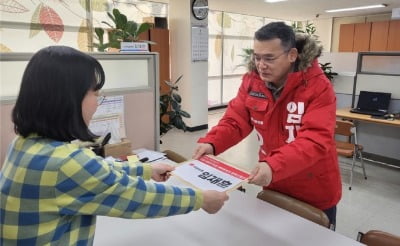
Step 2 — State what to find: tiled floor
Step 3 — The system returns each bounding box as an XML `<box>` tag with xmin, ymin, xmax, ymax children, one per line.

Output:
<box><xmin>160</xmin><ymin>109</ymin><xmax>400</xmax><ymax>240</ymax></box>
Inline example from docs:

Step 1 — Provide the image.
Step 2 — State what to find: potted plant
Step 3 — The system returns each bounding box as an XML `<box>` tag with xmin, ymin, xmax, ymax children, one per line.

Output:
<box><xmin>319</xmin><ymin>62</ymin><xmax>338</xmax><ymax>81</ymax></box>
<box><xmin>159</xmin><ymin>75</ymin><xmax>191</xmax><ymax>138</ymax></box>
<box><xmin>93</xmin><ymin>8</ymin><xmax>154</xmax><ymax>52</ymax></box>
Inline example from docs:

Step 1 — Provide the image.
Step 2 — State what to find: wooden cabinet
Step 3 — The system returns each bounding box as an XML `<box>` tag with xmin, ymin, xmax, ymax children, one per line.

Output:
<box><xmin>339</xmin><ymin>24</ymin><xmax>355</xmax><ymax>52</ymax></box>
<box><xmin>369</xmin><ymin>21</ymin><xmax>389</xmax><ymax>51</ymax></box>
<box><xmin>353</xmin><ymin>23</ymin><xmax>371</xmax><ymax>52</ymax></box>
<box><xmin>387</xmin><ymin>20</ymin><xmax>400</xmax><ymax>51</ymax></box>
<box><xmin>339</xmin><ymin>20</ymin><xmax>400</xmax><ymax>52</ymax></box>
<box><xmin>148</xmin><ymin>29</ymin><xmax>170</xmax><ymax>95</ymax></box>
<box><xmin>139</xmin><ymin>28</ymin><xmax>170</xmax><ymax>95</ymax></box>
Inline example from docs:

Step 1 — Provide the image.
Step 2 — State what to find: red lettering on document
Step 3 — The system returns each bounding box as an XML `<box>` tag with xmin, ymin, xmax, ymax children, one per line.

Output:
<box><xmin>198</xmin><ymin>156</ymin><xmax>249</xmax><ymax>180</ymax></box>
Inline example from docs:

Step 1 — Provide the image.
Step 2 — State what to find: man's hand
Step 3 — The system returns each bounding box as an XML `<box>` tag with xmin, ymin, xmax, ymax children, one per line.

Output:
<box><xmin>151</xmin><ymin>163</ymin><xmax>175</xmax><ymax>182</ymax></box>
<box><xmin>248</xmin><ymin>162</ymin><xmax>273</xmax><ymax>186</ymax></box>
<box><xmin>192</xmin><ymin>143</ymin><xmax>214</xmax><ymax>159</ymax></box>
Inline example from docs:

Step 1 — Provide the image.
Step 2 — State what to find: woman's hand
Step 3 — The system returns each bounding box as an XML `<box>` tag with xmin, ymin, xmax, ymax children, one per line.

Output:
<box><xmin>151</xmin><ymin>163</ymin><xmax>175</xmax><ymax>182</ymax></box>
<box><xmin>201</xmin><ymin>190</ymin><xmax>229</xmax><ymax>214</ymax></box>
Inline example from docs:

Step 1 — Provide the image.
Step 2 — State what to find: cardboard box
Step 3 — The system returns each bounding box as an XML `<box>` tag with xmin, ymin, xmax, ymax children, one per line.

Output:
<box><xmin>104</xmin><ymin>139</ymin><xmax>132</xmax><ymax>158</ymax></box>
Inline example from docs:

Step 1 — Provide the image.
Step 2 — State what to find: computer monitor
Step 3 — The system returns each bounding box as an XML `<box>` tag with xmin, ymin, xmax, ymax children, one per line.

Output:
<box><xmin>356</xmin><ymin>91</ymin><xmax>391</xmax><ymax>112</ymax></box>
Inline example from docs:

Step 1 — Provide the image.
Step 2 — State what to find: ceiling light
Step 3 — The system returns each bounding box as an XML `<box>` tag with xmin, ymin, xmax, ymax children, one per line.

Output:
<box><xmin>325</xmin><ymin>4</ymin><xmax>387</xmax><ymax>13</ymax></box>
<box><xmin>264</xmin><ymin>0</ymin><xmax>288</xmax><ymax>3</ymax></box>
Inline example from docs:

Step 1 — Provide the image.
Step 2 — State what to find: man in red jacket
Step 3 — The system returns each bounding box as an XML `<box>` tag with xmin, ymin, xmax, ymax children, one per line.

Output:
<box><xmin>193</xmin><ymin>22</ymin><xmax>342</xmax><ymax>227</ymax></box>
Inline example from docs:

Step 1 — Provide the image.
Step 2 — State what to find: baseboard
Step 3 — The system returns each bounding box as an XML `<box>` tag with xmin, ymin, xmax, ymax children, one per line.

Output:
<box><xmin>363</xmin><ymin>152</ymin><xmax>400</xmax><ymax>168</ymax></box>
<box><xmin>186</xmin><ymin>124</ymin><xmax>208</xmax><ymax>132</ymax></box>
<box><xmin>208</xmin><ymin>105</ymin><xmax>227</xmax><ymax>111</ymax></box>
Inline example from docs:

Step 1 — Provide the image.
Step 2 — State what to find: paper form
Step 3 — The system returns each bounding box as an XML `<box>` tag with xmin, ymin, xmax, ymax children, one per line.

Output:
<box><xmin>89</xmin><ymin>96</ymin><xmax>126</xmax><ymax>143</ymax></box>
<box><xmin>172</xmin><ymin>155</ymin><xmax>249</xmax><ymax>192</ymax></box>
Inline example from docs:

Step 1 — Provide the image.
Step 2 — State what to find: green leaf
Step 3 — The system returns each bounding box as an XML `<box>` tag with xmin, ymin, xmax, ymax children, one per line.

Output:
<box><xmin>107</xmin><ymin>12</ymin><xmax>116</xmax><ymax>26</ymax></box>
<box><xmin>112</xmin><ymin>9</ymin><xmax>121</xmax><ymax>19</ymax></box>
<box><xmin>160</xmin><ymin>94</ymin><xmax>169</xmax><ymax>102</ymax></box>
<box><xmin>101</xmin><ymin>21</ymin><xmax>114</xmax><ymax>29</ymax></box>
<box><xmin>171</xmin><ymin>100</ymin><xmax>180</xmax><ymax>111</ymax></box>
<box><xmin>126</xmin><ymin>21</ymin><xmax>138</xmax><ymax>39</ymax></box>
<box><xmin>179</xmin><ymin>110</ymin><xmax>191</xmax><ymax>118</ymax></box>
<box><xmin>172</xmin><ymin>93</ymin><xmax>181</xmax><ymax>103</ymax></box>
<box><xmin>113</xmin><ymin>9</ymin><xmax>127</xmax><ymax>30</ymax></box>
<box><xmin>174</xmin><ymin>117</ymin><xmax>185</xmax><ymax>130</ymax></box>
<box><xmin>137</xmin><ymin>22</ymin><xmax>152</xmax><ymax>37</ymax></box>
<box><xmin>160</xmin><ymin>102</ymin><xmax>168</xmax><ymax>114</ymax></box>
<box><xmin>168</xmin><ymin>110</ymin><xmax>176</xmax><ymax>117</ymax></box>
<box><xmin>108</xmin><ymin>39</ymin><xmax>121</xmax><ymax>49</ymax></box>
<box><xmin>94</xmin><ymin>27</ymin><xmax>104</xmax><ymax>44</ymax></box>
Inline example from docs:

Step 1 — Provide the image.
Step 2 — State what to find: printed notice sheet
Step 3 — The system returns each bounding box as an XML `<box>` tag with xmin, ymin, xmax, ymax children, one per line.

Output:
<box><xmin>172</xmin><ymin>155</ymin><xmax>250</xmax><ymax>192</ymax></box>
<box><xmin>89</xmin><ymin>96</ymin><xmax>126</xmax><ymax>144</ymax></box>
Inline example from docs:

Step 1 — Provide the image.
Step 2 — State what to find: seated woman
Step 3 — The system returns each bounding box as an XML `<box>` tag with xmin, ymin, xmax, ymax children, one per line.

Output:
<box><xmin>0</xmin><ymin>46</ymin><xmax>228</xmax><ymax>246</ymax></box>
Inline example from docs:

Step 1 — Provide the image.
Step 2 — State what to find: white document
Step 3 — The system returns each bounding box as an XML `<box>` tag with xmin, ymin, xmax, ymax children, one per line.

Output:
<box><xmin>172</xmin><ymin>155</ymin><xmax>249</xmax><ymax>192</ymax></box>
<box><xmin>89</xmin><ymin>96</ymin><xmax>126</xmax><ymax>143</ymax></box>
<box><xmin>133</xmin><ymin>148</ymin><xmax>167</xmax><ymax>162</ymax></box>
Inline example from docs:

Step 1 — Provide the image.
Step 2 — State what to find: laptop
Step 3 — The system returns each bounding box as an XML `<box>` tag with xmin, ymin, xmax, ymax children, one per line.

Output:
<box><xmin>350</xmin><ymin>91</ymin><xmax>391</xmax><ymax>116</ymax></box>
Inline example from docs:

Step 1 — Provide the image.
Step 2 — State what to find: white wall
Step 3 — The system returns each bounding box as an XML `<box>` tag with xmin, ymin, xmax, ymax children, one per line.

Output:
<box><xmin>310</xmin><ymin>18</ymin><xmax>333</xmax><ymax>52</ymax></box>
<box><xmin>169</xmin><ymin>0</ymin><xmax>209</xmax><ymax>128</ymax></box>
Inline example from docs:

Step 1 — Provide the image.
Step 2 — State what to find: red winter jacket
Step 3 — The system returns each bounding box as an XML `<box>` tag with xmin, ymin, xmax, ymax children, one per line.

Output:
<box><xmin>199</xmin><ymin>51</ymin><xmax>341</xmax><ymax>210</ymax></box>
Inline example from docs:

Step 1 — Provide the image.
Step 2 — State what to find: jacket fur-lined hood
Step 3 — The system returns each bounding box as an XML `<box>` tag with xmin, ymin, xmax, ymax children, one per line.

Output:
<box><xmin>247</xmin><ymin>33</ymin><xmax>323</xmax><ymax>72</ymax></box>
<box><xmin>294</xmin><ymin>33</ymin><xmax>322</xmax><ymax>71</ymax></box>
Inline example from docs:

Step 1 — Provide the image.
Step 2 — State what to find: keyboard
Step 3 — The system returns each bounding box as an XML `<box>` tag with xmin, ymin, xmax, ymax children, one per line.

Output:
<box><xmin>350</xmin><ymin>108</ymin><xmax>386</xmax><ymax>116</ymax></box>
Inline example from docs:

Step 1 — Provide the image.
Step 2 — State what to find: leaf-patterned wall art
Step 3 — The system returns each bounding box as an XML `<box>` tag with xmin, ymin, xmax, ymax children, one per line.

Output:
<box><xmin>79</xmin><ymin>0</ymin><xmax>108</xmax><ymax>12</ymax></box>
<box><xmin>0</xmin><ymin>0</ymin><xmax>28</xmax><ymax>13</ymax></box>
<box><xmin>214</xmin><ymin>34</ymin><xmax>222</xmax><ymax>59</ymax></box>
<box><xmin>39</xmin><ymin>5</ymin><xmax>64</xmax><ymax>43</ymax></box>
<box><xmin>29</xmin><ymin>3</ymin><xmax>42</xmax><ymax>38</ymax></box>
<box><xmin>0</xmin><ymin>0</ymin><xmax>166</xmax><ymax>52</ymax></box>
<box><xmin>216</xmin><ymin>12</ymin><xmax>232</xmax><ymax>29</ymax></box>
<box><xmin>0</xmin><ymin>43</ymin><xmax>12</xmax><ymax>52</ymax></box>
<box><xmin>77</xmin><ymin>19</ymin><xmax>90</xmax><ymax>51</ymax></box>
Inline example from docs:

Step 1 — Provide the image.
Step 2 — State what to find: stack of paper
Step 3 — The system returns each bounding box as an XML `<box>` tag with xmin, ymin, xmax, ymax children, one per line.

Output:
<box><xmin>133</xmin><ymin>148</ymin><xmax>167</xmax><ymax>162</ymax></box>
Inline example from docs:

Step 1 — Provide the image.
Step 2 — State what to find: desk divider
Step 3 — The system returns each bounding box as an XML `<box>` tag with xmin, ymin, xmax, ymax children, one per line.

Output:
<box><xmin>0</xmin><ymin>52</ymin><xmax>160</xmax><ymax>166</ymax></box>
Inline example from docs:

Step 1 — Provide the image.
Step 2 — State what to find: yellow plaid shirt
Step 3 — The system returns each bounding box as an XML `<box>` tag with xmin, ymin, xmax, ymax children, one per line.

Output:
<box><xmin>0</xmin><ymin>135</ymin><xmax>202</xmax><ymax>245</ymax></box>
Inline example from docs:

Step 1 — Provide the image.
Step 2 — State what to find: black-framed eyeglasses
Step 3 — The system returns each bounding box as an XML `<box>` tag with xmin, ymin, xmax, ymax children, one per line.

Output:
<box><xmin>253</xmin><ymin>51</ymin><xmax>289</xmax><ymax>66</ymax></box>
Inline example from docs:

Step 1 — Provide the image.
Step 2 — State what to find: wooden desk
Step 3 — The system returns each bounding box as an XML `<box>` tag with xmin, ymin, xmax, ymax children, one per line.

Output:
<box><xmin>94</xmin><ymin>177</ymin><xmax>364</xmax><ymax>246</ymax></box>
<box><xmin>336</xmin><ymin>108</ymin><xmax>400</xmax><ymax>127</ymax></box>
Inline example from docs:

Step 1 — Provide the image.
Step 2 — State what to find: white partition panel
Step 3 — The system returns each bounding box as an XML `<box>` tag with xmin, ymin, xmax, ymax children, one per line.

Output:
<box><xmin>0</xmin><ymin>52</ymin><xmax>160</xmax><ymax>165</ymax></box>
<box><xmin>355</xmin><ymin>74</ymin><xmax>400</xmax><ymax>99</ymax></box>
<box><xmin>99</xmin><ymin>59</ymin><xmax>149</xmax><ymax>90</ymax></box>
<box><xmin>0</xmin><ymin>53</ymin><xmax>154</xmax><ymax>101</ymax></box>
<box><xmin>0</xmin><ymin>60</ymin><xmax>29</xmax><ymax>100</ymax></box>
<box><xmin>361</xmin><ymin>55</ymin><xmax>400</xmax><ymax>75</ymax></box>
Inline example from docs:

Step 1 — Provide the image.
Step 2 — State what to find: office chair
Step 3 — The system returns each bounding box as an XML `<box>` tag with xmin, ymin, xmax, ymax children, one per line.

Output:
<box><xmin>257</xmin><ymin>189</ymin><xmax>331</xmax><ymax>229</ymax></box>
<box><xmin>335</xmin><ymin>119</ymin><xmax>367</xmax><ymax>190</ymax></box>
<box><xmin>357</xmin><ymin>230</ymin><xmax>400</xmax><ymax>246</ymax></box>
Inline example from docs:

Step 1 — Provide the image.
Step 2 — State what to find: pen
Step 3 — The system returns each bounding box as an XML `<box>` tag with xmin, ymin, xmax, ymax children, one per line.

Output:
<box><xmin>148</xmin><ymin>156</ymin><xmax>165</xmax><ymax>162</ymax></box>
<box><xmin>101</xmin><ymin>132</ymin><xmax>111</xmax><ymax>147</ymax></box>
<box><xmin>139</xmin><ymin>157</ymin><xmax>149</xmax><ymax>162</ymax></box>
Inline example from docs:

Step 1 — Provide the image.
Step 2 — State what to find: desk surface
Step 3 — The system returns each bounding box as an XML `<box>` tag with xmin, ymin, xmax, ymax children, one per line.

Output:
<box><xmin>337</xmin><ymin>108</ymin><xmax>400</xmax><ymax>127</ymax></box>
<box><xmin>94</xmin><ymin>178</ymin><xmax>363</xmax><ymax>246</ymax></box>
